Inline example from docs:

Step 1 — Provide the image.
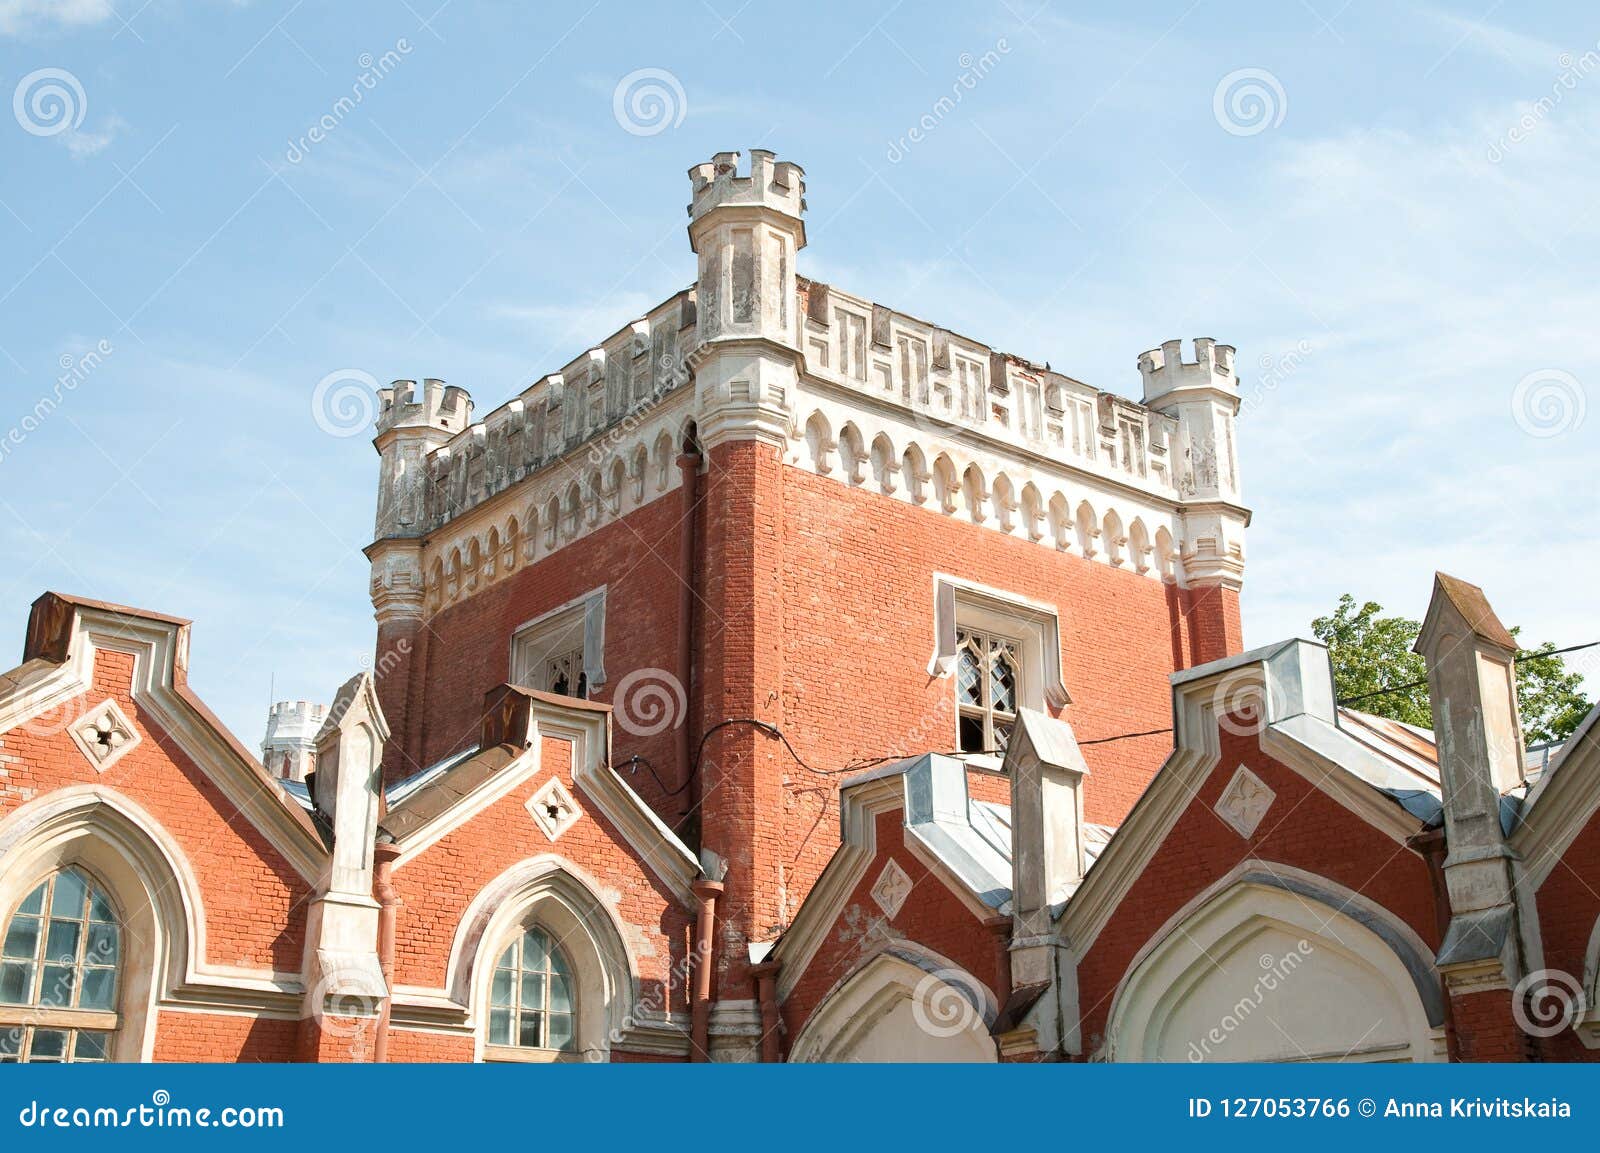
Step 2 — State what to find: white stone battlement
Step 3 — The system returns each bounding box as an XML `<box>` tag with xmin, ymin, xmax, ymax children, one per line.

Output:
<box><xmin>1137</xmin><ymin>337</ymin><xmax>1237</xmax><ymax>407</ymax></box>
<box><xmin>688</xmin><ymin>149</ymin><xmax>806</xmax><ymax>227</ymax></box>
<box><xmin>376</xmin><ymin>377</ymin><xmax>474</xmax><ymax>438</ymax></box>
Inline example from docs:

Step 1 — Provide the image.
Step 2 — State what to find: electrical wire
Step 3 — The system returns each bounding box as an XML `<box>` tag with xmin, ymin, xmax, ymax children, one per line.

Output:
<box><xmin>611</xmin><ymin>714</ymin><xmax>1179</xmax><ymax>794</ymax></box>
<box><xmin>606</xmin><ymin>641</ymin><xmax>1596</xmax><ymax>793</ymax></box>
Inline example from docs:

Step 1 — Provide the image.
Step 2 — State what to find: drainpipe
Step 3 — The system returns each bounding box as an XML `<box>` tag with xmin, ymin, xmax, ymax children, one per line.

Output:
<box><xmin>751</xmin><ymin>959</ymin><xmax>784</xmax><ymax>1063</ymax></box>
<box><xmin>372</xmin><ymin>841</ymin><xmax>402</xmax><ymax>1063</ymax></box>
<box><xmin>984</xmin><ymin>914</ymin><xmax>1013</xmax><ymax>1006</ymax></box>
<box><xmin>676</xmin><ymin>447</ymin><xmax>702</xmax><ymax>825</ymax></box>
<box><xmin>689</xmin><ymin>876</ymin><xmax>723</xmax><ymax>1062</ymax></box>
<box><xmin>1408</xmin><ymin>828</ymin><xmax>1458</xmax><ymax>1059</ymax></box>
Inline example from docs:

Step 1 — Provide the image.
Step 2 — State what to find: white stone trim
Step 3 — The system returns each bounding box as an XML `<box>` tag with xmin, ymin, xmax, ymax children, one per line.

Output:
<box><xmin>1213</xmin><ymin>764</ymin><xmax>1275</xmax><ymax>838</ymax></box>
<box><xmin>790</xmin><ymin>384</ymin><xmax>1198</xmax><ymax>587</ymax></box>
<box><xmin>508</xmin><ymin>586</ymin><xmax>607</xmax><ymax>692</ymax></box>
<box><xmin>1102</xmin><ymin>870</ymin><xmax>1443</xmax><ymax>1063</ymax></box>
<box><xmin>786</xmin><ymin>946</ymin><xmax>998</xmax><ymax>1063</ymax></box>
<box><xmin>526</xmin><ymin>776</ymin><xmax>582</xmax><ymax>843</ymax></box>
<box><xmin>66</xmin><ymin>697</ymin><xmax>140</xmax><ymax>773</ymax></box>
<box><xmin>869</xmin><ymin>858</ymin><xmax>912</xmax><ymax>920</ymax></box>
<box><xmin>418</xmin><ymin>392</ymin><xmax>694</xmax><ymax>619</ymax></box>
<box><xmin>928</xmin><ymin>573</ymin><xmax>1070</xmax><ymax>710</ymax></box>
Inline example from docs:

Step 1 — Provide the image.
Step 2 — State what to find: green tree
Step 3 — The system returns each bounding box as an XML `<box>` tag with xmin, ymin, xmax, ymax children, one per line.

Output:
<box><xmin>1311</xmin><ymin>594</ymin><xmax>1592</xmax><ymax>745</ymax></box>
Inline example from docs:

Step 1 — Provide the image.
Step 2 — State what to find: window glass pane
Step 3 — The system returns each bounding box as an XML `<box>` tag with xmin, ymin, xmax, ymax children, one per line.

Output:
<box><xmin>3</xmin><ymin>916</ymin><xmax>39</xmax><ymax>961</ymax></box>
<box><xmin>0</xmin><ymin>961</ymin><xmax>34</xmax><ymax>1004</ymax></box>
<box><xmin>88</xmin><ymin>892</ymin><xmax>115</xmax><ymax>924</ymax></box>
<box><xmin>80</xmin><ymin>967</ymin><xmax>115</xmax><ymax>1011</ymax></box>
<box><xmin>50</xmin><ymin>872</ymin><xmax>87</xmax><ymax>919</ymax></box>
<box><xmin>549</xmin><ymin>948</ymin><xmax>571</xmax><ymax>981</ymax></box>
<box><xmin>488</xmin><ymin>1008</ymin><xmax>511</xmax><ymax>1046</ymax></box>
<box><xmin>957</xmin><ymin>647</ymin><xmax>982</xmax><ymax>706</ymax></box>
<box><xmin>989</xmin><ymin>651</ymin><xmax>1016</xmax><ymax>713</ymax></box>
<box><xmin>521</xmin><ymin>929</ymin><xmax>549</xmax><ymax>971</ymax></box>
<box><xmin>46</xmin><ymin>921</ymin><xmax>81</xmax><ymax>965</ymax></box>
<box><xmin>993</xmin><ymin>721</ymin><xmax>1013</xmax><ymax>754</ymax></box>
<box><xmin>520</xmin><ymin>973</ymin><xmax>545</xmax><ymax>1013</ymax></box>
<box><xmin>40</xmin><ymin>964</ymin><xmax>74</xmax><ymax>1007</ymax></box>
<box><xmin>30</xmin><ymin>1029</ymin><xmax>67</xmax><ymax>1058</ymax></box>
<box><xmin>86</xmin><ymin>923</ymin><xmax>117</xmax><ymax>966</ymax></box>
<box><xmin>548</xmin><ymin>974</ymin><xmax>572</xmax><ymax>1014</ymax></box>
<box><xmin>518</xmin><ymin>1011</ymin><xmax>544</xmax><ymax>1048</ymax></box>
<box><xmin>0</xmin><ymin>1026</ymin><xmax>20</xmax><ymax>1056</ymax></box>
<box><xmin>17</xmin><ymin>882</ymin><xmax>46</xmax><ymax>917</ymax></box>
<box><xmin>490</xmin><ymin>969</ymin><xmax>513</xmax><ymax>1008</ymax></box>
<box><xmin>958</xmin><ymin>714</ymin><xmax>986</xmax><ymax>754</ymax></box>
<box><xmin>73</xmin><ymin>1032</ymin><xmax>108</xmax><ymax>1062</ymax></box>
<box><xmin>547</xmin><ymin>1012</ymin><xmax>574</xmax><ymax>1051</ymax></box>
<box><xmin>496</xmin><ymin>942</ymin><xmax>516</xmax><ymax>970</ymax></box>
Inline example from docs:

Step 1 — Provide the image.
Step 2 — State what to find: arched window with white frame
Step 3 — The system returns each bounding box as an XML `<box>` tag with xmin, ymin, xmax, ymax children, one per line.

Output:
<box><xmin>485</xmin><ymin>924</ymin><xmax>577</xmax><ymax>1060</ymax></box>
<box><xmin>0</xmin><ymin>867</ymin><xmax>121</xmax><ymax>1063</ymax></box>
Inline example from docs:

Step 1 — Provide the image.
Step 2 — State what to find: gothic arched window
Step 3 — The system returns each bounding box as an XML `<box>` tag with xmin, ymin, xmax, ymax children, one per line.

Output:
<box><xmin>0</xmin><ymin>868</ymin><xmax>121</xmax><ymax>1062</ymax></box>
<box><xmin>486</xmin><ymin>926</ymin><xmax>575</xmax><ymax>1056</ymax></box>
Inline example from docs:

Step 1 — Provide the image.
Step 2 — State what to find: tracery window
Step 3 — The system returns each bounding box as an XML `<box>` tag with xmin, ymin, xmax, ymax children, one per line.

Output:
<box><xmin>486</xmin><ymin>926</ymin><xmax>576</xmax><ymax>1055</ymax></box>
<box><xmin>0</xmin><ymin>868</ymin><xmax>120</xmax><ymax>1063</ymax></box>
<box><xmin>956</xmin><ymin>627</ymin><xmax>1021</xmax><ymax>756</ymax></box>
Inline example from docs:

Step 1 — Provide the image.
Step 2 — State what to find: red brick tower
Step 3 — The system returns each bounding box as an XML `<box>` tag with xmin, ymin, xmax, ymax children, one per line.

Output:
<box><xmin>363</xmin><ymin>149</ymin><xmax>1250</xmax><ymax>1058</ymax></box>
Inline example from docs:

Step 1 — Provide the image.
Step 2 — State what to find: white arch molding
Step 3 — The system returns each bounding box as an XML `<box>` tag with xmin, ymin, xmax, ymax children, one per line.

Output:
<box><xmin>442</xmin><ymin>855</ymin><xmax>640</xmax><ymax>1063</ymax></box>
<box><xmin>1104</xmin><ymin>877</ymin><xmax>1444</xmax><ymax>1063</ymax></box>
<box><xmin>788</xmin><ymin>947</ymin><xmax>998</xmax><ymax>1063</ymax></box>
<box><xmin>0</xmin><ymin>785</ymin><xmax>207</xmax><ymax>1063</ymax></box>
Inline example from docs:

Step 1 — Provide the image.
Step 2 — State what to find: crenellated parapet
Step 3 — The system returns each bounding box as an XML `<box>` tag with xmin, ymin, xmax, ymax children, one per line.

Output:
<box><xmin>359</xmin><ymin>150</ymin><xmax>1253</xmax><ymax>620</ymax></box>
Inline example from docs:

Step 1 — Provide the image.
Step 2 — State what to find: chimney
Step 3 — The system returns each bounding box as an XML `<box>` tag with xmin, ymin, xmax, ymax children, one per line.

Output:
<box><xmin>1002</xmin><ymin>708</ymin><xmax>1089</xmax><ymax>990</ymax></box>
<box><xmin>1414</xmin><ymin>573</ymin><xmax>1524</xmax><ymax>986</ymax></box>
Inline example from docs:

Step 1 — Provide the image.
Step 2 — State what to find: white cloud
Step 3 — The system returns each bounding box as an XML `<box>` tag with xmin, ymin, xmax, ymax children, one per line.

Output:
<box><xmin>0</xmin><ymin>0</ymin><xmax>115</xmax><ymax>37</ymax></box>
<box><xmin>59</xmin><ymin>113</ymin><xmax>124</xmax><ymax>158</ymax></box>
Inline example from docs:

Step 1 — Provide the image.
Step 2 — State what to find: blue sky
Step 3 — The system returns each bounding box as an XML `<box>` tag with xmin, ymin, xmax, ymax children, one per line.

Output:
<box><xmin>1</xmin><ymin>1</ymin><xmax>1594</xmax><ymax>746</ymax></box>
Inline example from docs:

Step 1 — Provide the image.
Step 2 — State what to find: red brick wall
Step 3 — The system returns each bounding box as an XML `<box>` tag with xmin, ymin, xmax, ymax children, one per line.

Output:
<box><xmin>1073</xmin><ymin>720</ymin><xmax>1439</xmax><ymax>1057</ymax></box>
<box><xmin>386</xmin><ymin>1029</ymin><xmax>475</xmax><ymax>1062</ymax></box>
<box><xmin>403</xmin><ymin>496</ymin><xmax>688</xmax><ymax>803</ymax></box>
<box><xmin>151</xmin><ymin>1012</ymin><xmax>298</xmax><ymax>1062</ymax></box>
<box><xmin>399</xmin><ymin>446</ymin><xmax>1228</xmax><ymax>996</ymax></box>
<box><xmin>1449</xmin><ymin>988</ymin><xmax>1528</xmax><ymax>1062</ymax></box>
